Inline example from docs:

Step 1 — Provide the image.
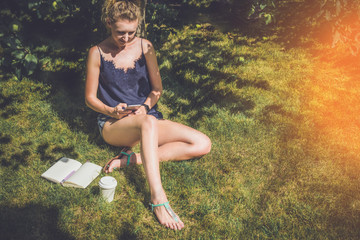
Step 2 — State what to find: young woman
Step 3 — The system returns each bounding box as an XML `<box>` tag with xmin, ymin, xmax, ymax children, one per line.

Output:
<box><xmin>85</xmin><ymin>0</ymin><xmax>211</xmax><ymax>230</ymax></box>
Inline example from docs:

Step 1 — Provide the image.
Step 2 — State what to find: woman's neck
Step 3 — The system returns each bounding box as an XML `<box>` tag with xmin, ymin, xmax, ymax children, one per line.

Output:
<box><xmin>108</xmin><ymin>36</ymin><xmax>138</xmax><ymax>51</ymax></box>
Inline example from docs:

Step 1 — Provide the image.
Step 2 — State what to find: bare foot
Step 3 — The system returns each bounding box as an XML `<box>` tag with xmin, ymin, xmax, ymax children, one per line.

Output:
<box><xmin>151</xmin><ymin>198</ymin><xmax>184</xmax><ymax>230</ymax></box>
<box><xmin>104</xmin><ymin>150</ymin><xmax>138</xmax><ymax>173</ymax></box>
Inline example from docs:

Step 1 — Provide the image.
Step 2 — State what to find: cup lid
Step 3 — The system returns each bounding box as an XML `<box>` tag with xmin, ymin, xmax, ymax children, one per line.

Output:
<box><xmin>99</xmin><ymin>176</ymin><xmax>117</xmax><ymax>189</ymax></box>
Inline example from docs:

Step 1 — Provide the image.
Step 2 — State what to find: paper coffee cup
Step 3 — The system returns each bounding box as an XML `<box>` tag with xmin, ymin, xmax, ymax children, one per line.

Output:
<box><xmin>99</xmin><ymin>176</ymin><xmax>117</xmax><ymax>202</ymax></box>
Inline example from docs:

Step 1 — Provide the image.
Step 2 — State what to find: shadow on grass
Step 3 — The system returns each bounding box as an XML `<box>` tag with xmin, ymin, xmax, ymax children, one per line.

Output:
<box><xmin>159</xmin><ymin>29</ymin><xmax>269</xmax><ymax>124</ymax></box>
<box><xmin>37</xmin><ymin>143</ymin><xmax>55</xmax><ymax>162</ymax></box>
<box><xmin>123</xmin><ymin>166</ymin><xmax>150</xmax><ymax>205</ymax></box>
<box><xmin>117</xmin><ymin>222</ymin><xmax>138</xmax><ymax>240</ymax></box>
<box><xmin>0</xmin><ymin>92</ymin><xmax>22</xmax><ymax>119</ymax></box>
<box><xmin>36</xmin><ymin>69</ymin><xmax>103</xmax><ymax>145</ymax></box>
<box><xmin>0</xmin><ymin>132</ymin><xmax>33</xmax><ymax>170</ymax></box>
<box><xmin>161</xmin><ymin>73</ymin><xmax>256</xmax><ymax>125</ymax></box>
<box><xmin>52</xmin><ymin>146</ymin><xmax>79</xmax><ymax>159</ymax></box>
<box><xmin>1</xmin><ymin>150</ymin><xmax>31</xmax><ymax>170</ymax></box>
<box><xmin>0</xmin><ymin>204</ymin><xmax>75</xmax><ymax>240</ymax></box>
<box><xmin>22</xmin><ymin>15</ymin><xmax>105</xmax><ymax>145</ymax></box>
<box><xmin>0</xmin><ymin>133</ymin><xmax>11</xmax><ymax>145</ymax></box>
<box><xmin>0</xmin><ymin>140</ymin><xmax>80</xmax><ymax>170</ymax></box>
<box><xmin>259</xmin><ymin>104</ymin><xmax>304</xmax><ymax>126</ymax></box>
<box><xmin>37</xmin><ymin>143</ymin><xmax>80</xmax><ymax>165</ymax></box>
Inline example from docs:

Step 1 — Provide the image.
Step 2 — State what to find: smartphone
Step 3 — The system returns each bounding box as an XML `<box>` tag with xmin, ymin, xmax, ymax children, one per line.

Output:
<box><xmin>125</xmin><ymin>104</ymin><xmax>141</xmax><ymax>111</ymax></box>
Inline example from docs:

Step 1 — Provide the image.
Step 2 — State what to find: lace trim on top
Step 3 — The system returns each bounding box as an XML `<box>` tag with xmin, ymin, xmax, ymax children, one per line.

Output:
<box><xmin>97</xmin><ymin>39</ymin><xmax>144</xmax><ymax>73</ymax></box>
<box><xmin>100</xmin><ymin>53</ymin><xmax>145</xmax><ymax>74</ymax></box>
<box><xmin>100</xmin><ymin>52</ymin><xmax>143</xmax><ymax>73</ymax></box>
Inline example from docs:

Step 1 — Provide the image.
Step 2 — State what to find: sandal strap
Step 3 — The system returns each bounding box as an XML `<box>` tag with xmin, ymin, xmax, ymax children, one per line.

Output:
<box><xmin>150</xmin><ymin>201</ymin><xmax>179</xmax><ymax>223</ymax></box>
<box><xmin>120</xmin><ymin>151</ymin><xmax>135</xmax><ymax>166</ymax></box>
<box><xmin>107</xmin><ymin>148</ymin><xmax>134</xmax><ymax>171</ymax></box>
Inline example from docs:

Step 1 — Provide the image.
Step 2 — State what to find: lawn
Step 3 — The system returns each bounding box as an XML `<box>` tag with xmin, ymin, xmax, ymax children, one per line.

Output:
<box><xmin>1</xmin><ymin>2</ymin><xmax>360</xmax><ymax>239</ymax></box>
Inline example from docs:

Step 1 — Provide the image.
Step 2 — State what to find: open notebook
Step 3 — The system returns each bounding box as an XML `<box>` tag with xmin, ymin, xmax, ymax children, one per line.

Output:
<box><xmin>41</xmin><ymin>157</ymin><xmax>102</xmax><ymax>188</ymax></box>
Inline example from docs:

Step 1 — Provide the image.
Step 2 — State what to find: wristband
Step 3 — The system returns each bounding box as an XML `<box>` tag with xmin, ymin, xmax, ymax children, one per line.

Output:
<box><xmin>141</xmin><ymin>103</ymin><xmax>150</xmax><ymax>113</ymax></box>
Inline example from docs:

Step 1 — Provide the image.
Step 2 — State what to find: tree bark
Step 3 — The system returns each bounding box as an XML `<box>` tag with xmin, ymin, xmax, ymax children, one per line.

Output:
<box><xmin>136</xmin><ymin>0</ymin><xmax>147</xmax><ymax>38</ymax></box>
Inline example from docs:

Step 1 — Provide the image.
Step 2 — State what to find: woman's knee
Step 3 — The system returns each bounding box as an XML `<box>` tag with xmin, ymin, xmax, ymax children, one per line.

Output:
<box><xmin>194</xmin><ymin>133</ymin><xmax>212</xmax><ymax>156</ymax></box>
<box><xmin>140</xmin><ymin>114</ymin><xmax>158</xmax><ymax>131</ymax></box>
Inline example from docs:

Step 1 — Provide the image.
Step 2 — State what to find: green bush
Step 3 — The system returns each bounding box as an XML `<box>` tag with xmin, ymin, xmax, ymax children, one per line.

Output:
<box><xmin>146</xmin><ymin>2</ymin><xmax>179</xmax><ymax>48</ymax></box>
<box><xmin>0</xmin><ymin>0</ymin><xmax>104</xmax><ymax>79</ymax></box>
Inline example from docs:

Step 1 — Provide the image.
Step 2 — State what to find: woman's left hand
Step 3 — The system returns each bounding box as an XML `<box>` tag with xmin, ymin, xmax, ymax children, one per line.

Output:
<box><xmin>134</xmin><ymin>106</ymin><xmax>147</xmax><ymax>115</ymax></box>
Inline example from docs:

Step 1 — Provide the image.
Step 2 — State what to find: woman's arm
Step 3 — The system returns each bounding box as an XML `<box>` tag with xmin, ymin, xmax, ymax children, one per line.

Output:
<box><xmin>141</xmin><ymin>39</ymin><xmax>163</xmax><ymax>110</ymax></box>
<box><xmin>85</xmin><ymin>46</ymin><xmax>129</xmax><ymax>119</ymax></box>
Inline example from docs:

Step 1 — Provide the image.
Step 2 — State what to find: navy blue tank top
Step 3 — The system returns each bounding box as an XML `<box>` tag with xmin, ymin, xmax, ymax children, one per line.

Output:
<box><xmin>97</xmin><ymin>39</ymin><xmax>163</xmax><ymax>119</ymax></box>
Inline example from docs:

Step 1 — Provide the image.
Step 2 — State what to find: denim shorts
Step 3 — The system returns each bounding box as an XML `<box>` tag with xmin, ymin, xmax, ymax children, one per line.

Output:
<box><xmin>97</xmin><ymin>114</ymin><xmax>112</xmax><ymax>136</ymax></box>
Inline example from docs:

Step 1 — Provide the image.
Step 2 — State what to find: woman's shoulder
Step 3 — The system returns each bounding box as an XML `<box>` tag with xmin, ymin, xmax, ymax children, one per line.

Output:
<box><xmin>89</xmin><ymin>44</ymin><xmax>100</xmax><ymax>52</ymax></box>
<box><xmin>91</xmin><ymin>38</ymin><xmax>112</xmax><ymax>54</ymax></box>
<box><xmin>87</xmin><ymin>45</ymin><xmax>102</xmax><ymax>67</ymax></box>
<box><xmin>88</xmin><ymin>38</ymin><xmax>110</xmax><ymax>56</ymax></box>
<box><xmin>88</xmin><ymin>45</ymin><xmax>101</xmax><ymax>58</ymax></box>
<box><xmin>139</xmin><ymin>38</ymin><xmax>155</xmax><ymax>54</ymax></box>
<box><xmin>139</xmin><ymin>37</ymin><xmax>152</xmax><ymax>44</ymax></box>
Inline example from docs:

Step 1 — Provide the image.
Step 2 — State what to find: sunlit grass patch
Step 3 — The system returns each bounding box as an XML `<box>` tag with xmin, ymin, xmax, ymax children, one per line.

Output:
<box><xmin>156</xmin><ymin>24</ymin><xmax>360</xmax><ymax>238</ymax></box>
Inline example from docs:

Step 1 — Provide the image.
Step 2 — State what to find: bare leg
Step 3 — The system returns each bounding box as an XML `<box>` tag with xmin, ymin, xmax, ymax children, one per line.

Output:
<box><xmin>102</xmin><ymin>115</ymin><xmax>187</xmax><ymax>230</ymax></box>
<box><xmin>106</xmin><ymin>119</ymin><xmax>211</xmax><ymax>171</ymax></box>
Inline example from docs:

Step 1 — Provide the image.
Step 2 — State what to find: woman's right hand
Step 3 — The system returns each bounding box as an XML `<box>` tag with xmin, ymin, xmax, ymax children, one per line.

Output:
<box><xmin>110</xmin><ymin>103</ymin><xmax>133</xmax><ymax>119</ymax></box>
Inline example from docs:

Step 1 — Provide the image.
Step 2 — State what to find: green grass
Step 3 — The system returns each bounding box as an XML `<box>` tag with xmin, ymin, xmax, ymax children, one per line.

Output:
<box><xmin>1</xmin><ymin>22</ymin><xmax>360</xmax><ymax>239</ymax></box>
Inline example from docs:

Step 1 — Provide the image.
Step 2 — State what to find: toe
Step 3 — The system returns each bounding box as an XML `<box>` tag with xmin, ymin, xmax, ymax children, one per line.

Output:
<box><xmin>176</xmin><ymin>222</ymin><xmax>183</xmax><ymax>230</ymax></box>
<box><xmin>153</xmin><ymin>203</ymin><xmax>184</xmax><ymax>230</ymax></box>
<box><xmin>176</xmin><ymin>223</ymin><xmax>182</xmax><ymax>230</ymax></box>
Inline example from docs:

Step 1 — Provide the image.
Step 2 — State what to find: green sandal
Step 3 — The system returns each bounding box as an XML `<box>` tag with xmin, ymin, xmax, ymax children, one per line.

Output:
<box><xmin>103</xmin><ymin>148</ymin><xmax>135</xmax><ymax>172</ymax></box>
<box><xmin>115</xmin><ymin>151</ymin><xmax>134</xmax><ymax>169</ymax></box>
<box><xmin>150</xmin><ymin>201</ymin><xmax>179</xmax><ymax>223</ymax></box>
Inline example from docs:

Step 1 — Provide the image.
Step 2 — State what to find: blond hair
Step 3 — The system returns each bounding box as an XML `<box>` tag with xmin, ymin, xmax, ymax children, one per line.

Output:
<box><xmin>101</xmin><ymin>0</ymin><xmax>141</xmax><ymax>25</ymax></box>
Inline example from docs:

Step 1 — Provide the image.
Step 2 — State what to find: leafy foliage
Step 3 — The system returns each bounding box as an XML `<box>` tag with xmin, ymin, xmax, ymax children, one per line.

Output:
<box><xmin>181</xmin><ymin>0</ymin><xmax>215</xmax><ymax>8</ymax></box>
<box><xmin>146</xmin><ymin>2</ymin><xmax>179</xmax><ymax>47</ymax></box>
<box><xmin>274</xmin><ymin>0</ymin><xmax>360</xmax><ymax>55</ymax></box>
<box><xmin>181</xmin><ymin>0</ymin><xmax>276</xmax><ymax>25</ymax></box>
<box><xmin>312</xmin><ymin>0</ymin><xmax>360</xmax><ymax>55</ymax></box>
<box><xmin>0</xmin><ymin>32</ymin><xmax>38</xmax><ymax>79</ymax></box>
<box><xmin>0</xmin><ymin>0</ymin><xmax>104</xmax><ymax>79</ymax></box>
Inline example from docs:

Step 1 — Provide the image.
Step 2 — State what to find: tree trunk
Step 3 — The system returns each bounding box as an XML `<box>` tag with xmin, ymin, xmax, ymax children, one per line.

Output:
<box><xmin>136</xmin><ymin>0</ymin><xmax>147</xmax><ymax>38</ymax></box>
